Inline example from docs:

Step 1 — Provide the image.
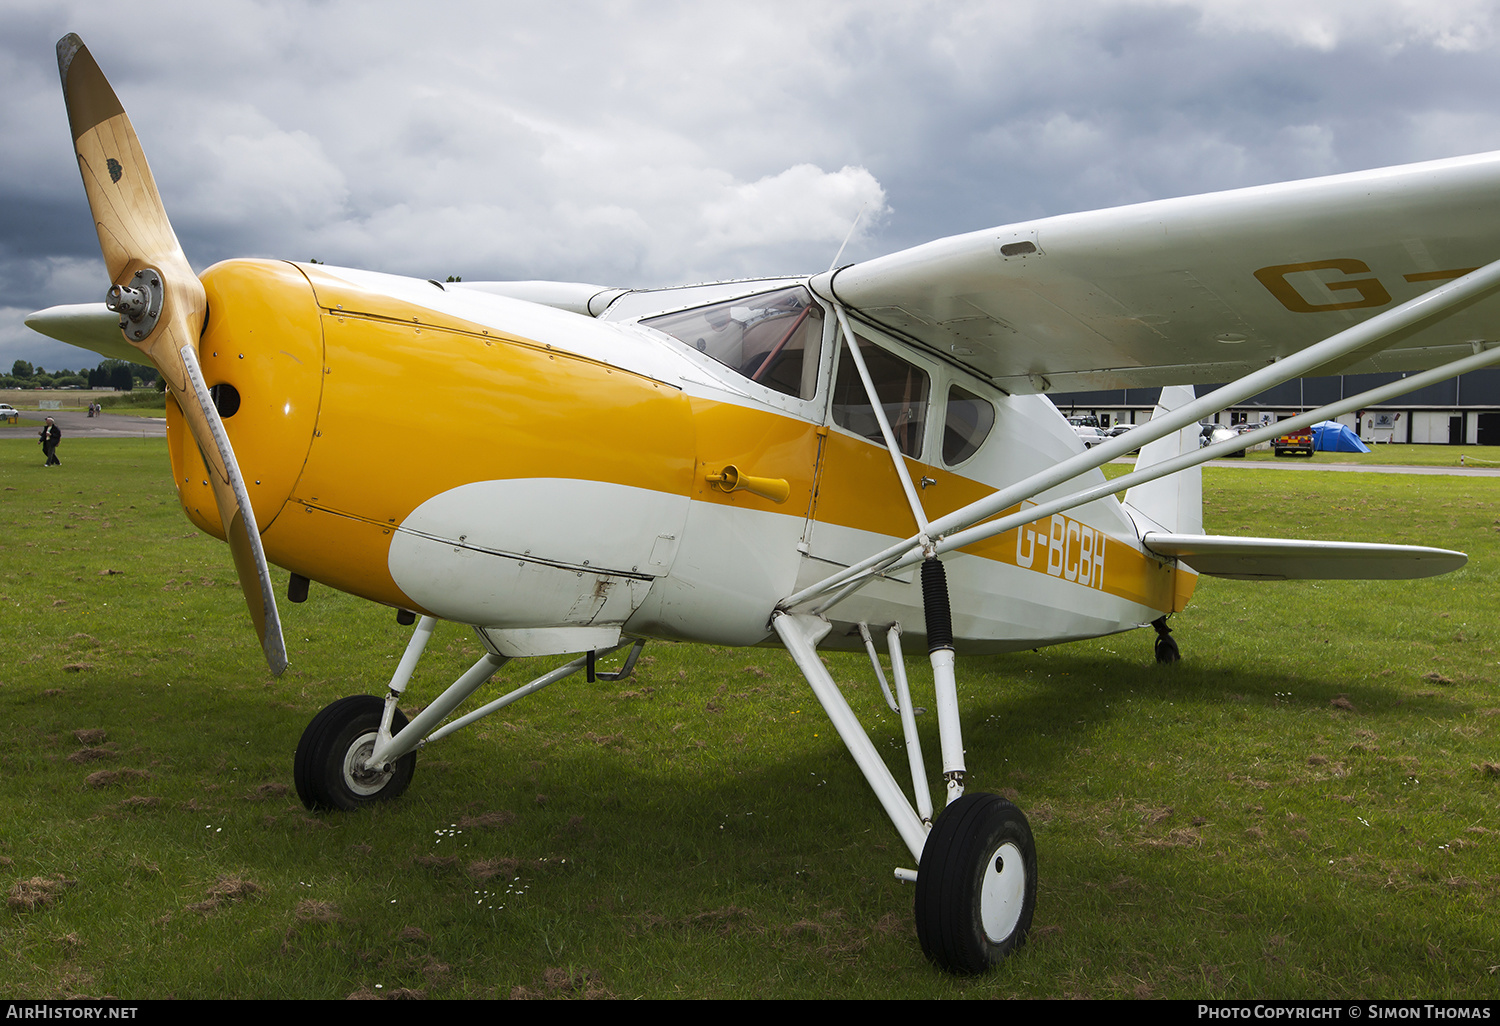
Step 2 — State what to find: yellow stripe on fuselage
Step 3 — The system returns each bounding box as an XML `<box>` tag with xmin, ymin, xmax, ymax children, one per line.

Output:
<box><xmin>178</xmin><ymin>259</ymin><xmax>1188</xmax><ymax>621</ymax></box>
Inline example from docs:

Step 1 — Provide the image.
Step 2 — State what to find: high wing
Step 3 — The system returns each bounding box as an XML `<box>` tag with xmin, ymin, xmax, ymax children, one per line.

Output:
<box><xmin>814</xmin><ymin>151</ymin><xmax>1500</xmax><ymax>394</ymax></box>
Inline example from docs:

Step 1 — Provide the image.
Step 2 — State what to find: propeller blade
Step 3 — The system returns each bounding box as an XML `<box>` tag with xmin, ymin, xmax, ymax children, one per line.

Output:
<box><xmin>57</xmin><ymin>34</ymin><xmax>288</xmax><ymax>675</ymax></box>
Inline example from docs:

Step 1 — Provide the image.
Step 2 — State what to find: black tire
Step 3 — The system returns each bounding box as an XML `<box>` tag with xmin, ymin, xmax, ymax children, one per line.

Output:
<box><xmin>294</xmin><ymin>695</ymin><xmax>415</xmax><ymax>811</ymax></box>
<box><xmin>1155</xmin><ymin>633</ymin><xmax>1181</xmax><ymax>663</ymax></box>
<box><xmin>915</xmin><ymin>793</ymin><xmax>1037</xmax><ymax>974</ymax></box>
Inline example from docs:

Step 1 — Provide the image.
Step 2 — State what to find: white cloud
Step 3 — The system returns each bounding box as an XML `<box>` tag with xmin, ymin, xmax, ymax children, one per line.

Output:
<box><xmin>1151</xmin><ymin>0</ymin><xmax>1500</xmax><ymax>51</ymax></box>
<box><xmin>174</xmin><ymin>110</ymin><xmax>350</xmax><ymax>236</ymax></box>
<box><xmin>696</xmin><ymin>164</ymin><xmax>887</xmax><ymax>258</ymax></box>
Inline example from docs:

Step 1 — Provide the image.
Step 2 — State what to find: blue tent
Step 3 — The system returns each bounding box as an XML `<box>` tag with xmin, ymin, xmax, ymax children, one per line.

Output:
<box><xmin>1312</xmin><ymin>420</ymin><xmax>1370</xmax><ymax>453</ymax></box>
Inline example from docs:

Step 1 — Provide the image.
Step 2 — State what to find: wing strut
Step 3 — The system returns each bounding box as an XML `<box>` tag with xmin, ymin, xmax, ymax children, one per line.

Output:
<box><xmin>784</xmin><ymin>256</ymin><xmax>1500</xmax><ymax>612</ymax></box>
<box><xmin>833</xmin><ymin>304</ymin><xmax>931</xmax><ymax>536</ymax></box>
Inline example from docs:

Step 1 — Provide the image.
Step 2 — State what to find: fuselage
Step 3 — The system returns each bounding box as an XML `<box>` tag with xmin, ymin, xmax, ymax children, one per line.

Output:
<box><xmin>171</xmin><ymin>259</ymin><xmax>1193</xmax><ymax>658</ymax></box>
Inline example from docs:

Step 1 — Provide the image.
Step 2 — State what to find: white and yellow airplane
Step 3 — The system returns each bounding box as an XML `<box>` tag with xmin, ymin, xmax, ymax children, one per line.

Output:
<box><xmin>30</xmin><ymin>34</ymin><xmax>1500</xmax><ymax>974</ymax></box>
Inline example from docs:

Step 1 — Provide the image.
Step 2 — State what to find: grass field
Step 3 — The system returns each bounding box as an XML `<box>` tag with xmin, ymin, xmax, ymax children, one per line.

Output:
<box><xmin>1</xmin><ymin>389</ymin><xmax>166</xmax><ymax>415</ymax></box>
<box><xmin>1</xmin><ymin>439</ymin><xmax>1497</xmax><ymax>999</ymax></box>
<box><xmin>1121</xmin><ymin>442</ymin><xmax>1500</xmax><ymax>468</ymax></box>
<box><xmin>1223</xmin><ymin>444</ymin><xmax>1500</xmax><ymax>468</ymax></box>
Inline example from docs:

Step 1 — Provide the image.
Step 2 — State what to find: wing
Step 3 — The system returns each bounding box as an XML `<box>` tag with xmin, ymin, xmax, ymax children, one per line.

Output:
<box><xmin>819</xmin><ymin>151</ymin><xmax>1500</xmax><ymax>394</ymax></box>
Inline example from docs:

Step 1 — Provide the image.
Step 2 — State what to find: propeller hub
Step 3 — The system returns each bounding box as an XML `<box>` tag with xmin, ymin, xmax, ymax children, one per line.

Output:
<box><xmin>104</xmin><ymin>267</ymin><xmax>164</xmax><ymax>340</ymax></box>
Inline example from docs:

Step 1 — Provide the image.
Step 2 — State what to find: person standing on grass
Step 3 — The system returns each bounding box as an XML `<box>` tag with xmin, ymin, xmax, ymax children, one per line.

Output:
<box><xmin>39</xmin><ymin>417</ymin><xmax>61</xmax><ymax>467</ymax></box>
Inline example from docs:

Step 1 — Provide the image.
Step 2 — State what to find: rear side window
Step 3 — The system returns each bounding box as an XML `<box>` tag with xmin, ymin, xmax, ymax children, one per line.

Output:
<box><xmin>640</xmin><ymin>287</ymin><xmax>823</xmax><ymax>399</ymax></box>
<box><xmin>831</xmin><ymin>339</ymin><xmax>929</xmax><ymax>458</ymax></box>
<box><xmin>942</xmin><ymin>384</ymin><xmax>995</xmax><ymax>466</ymax></box>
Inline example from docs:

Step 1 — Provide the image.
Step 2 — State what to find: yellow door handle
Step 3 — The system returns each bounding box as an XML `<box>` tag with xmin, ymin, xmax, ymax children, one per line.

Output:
<box><xmin>705</xmin><ymin>465</ymin><xmax>790</xmax><ymax>504</ymax></box>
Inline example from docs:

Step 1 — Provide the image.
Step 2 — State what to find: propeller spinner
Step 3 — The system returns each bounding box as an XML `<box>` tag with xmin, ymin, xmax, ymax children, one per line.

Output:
<box><xmin>57</xmin><ymin>33</ymin><xmax>288</xmax><ymax>675</ymax></box>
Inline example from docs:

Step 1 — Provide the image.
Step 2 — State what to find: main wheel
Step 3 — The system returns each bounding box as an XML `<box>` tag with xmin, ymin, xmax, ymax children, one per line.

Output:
<box><xmin>915</xmin><ymin>793</ymin><xmax>1037</xmax><ymax>974</ymax></box>
<box><xmin>294</xmin><ymin>695</ymin><xmax>416</xmax><ymax>811</ymax></box>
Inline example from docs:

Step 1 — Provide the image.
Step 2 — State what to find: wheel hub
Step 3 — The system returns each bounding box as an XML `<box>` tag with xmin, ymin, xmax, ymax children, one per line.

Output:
<box><xmin>342</xmin><ymin>731</ymin><xmax>392</xmax><ymax>796</ymax></box>
<box><xmin>979</xmin><ymin>841</ymin><xmax>1026</xmax><ymax>943</ymax></box>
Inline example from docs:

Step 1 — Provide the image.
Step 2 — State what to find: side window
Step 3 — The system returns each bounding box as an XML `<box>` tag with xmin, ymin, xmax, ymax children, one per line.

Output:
<box><xmin>831</xmin><ymin>337</ymin><xmax>929</xmax><ymax>458</ymax></box>
<box><xmin>640</xmin><ymin>287</ymin><xmax>823</xmax><ymax>399</ymax></box>
<box><xmin>942</xmin><ymin>384</ymin><xmax>995</xmax><ymax>466</ymax></box>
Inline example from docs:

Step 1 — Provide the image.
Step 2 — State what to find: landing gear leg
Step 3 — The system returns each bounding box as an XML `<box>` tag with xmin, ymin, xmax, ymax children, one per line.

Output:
<box><xmin>294</xmin><ymin>616</ymin><xmax>640</xmax><ymax>813</ymax></box>
<box><xmin>775</xmin><ymin>556</ymin><xmax>1039</xmax><ymax>974</ymax></box>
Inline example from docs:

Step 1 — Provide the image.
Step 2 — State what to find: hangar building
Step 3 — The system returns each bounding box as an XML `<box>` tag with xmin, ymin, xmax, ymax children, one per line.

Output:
<box><xmin>1052</xmin><ymin>369</ymin><xmax>1500</xmax><ymax>445</ymax></box>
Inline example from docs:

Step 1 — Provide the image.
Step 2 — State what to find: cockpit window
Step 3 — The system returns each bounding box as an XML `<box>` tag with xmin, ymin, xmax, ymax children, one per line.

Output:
<box><xmin>942</xmin><ymin>384</ymin><xmax>995</xmax><ymax>466</ymax></box>
<box><xmin>640</xmin><ymin>287</ymin><xmax>823</xmax><ymax>399</ymax></box>
<box><xmin>831</xmin><ymin>338</ymin><xmax>929</xmax><ymax>458</ymax></box>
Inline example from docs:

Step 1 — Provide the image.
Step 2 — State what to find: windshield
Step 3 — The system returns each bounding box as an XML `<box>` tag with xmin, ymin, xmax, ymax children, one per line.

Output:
<box><xmin>640</xmin><ymin>287</ymin><xmax>824</xmax><ymax>400</ymax></box>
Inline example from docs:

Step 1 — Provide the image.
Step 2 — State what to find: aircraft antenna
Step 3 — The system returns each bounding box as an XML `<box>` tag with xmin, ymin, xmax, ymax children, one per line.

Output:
<box><xmin>828</xmin><ymin>202</ymin><xmax>868</xmax><ymax>272</ymax></box>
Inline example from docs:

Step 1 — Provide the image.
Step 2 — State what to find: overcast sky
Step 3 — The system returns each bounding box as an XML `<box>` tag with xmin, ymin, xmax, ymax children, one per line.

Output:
<box><xmin>5</xmin><ymin>0</ymin><xmax>1500</xmax><ymax>370</ymax></box>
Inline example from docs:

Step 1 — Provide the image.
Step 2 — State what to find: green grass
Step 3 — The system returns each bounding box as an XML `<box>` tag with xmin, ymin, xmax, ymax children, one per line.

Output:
<box><xmin>1208</xmin><ymin>443</ymin><xmax>1500</xmax><ymax>467</ymax></box>
<box><xmin>1</xmin><ymin>439</ymin><xmax>1497</xmax><ymax>998</ymax></box>
<box><xmin>95</xmin><ymin>391</ymin><xmax>167</xmax><ymax>413</ymax></box>
<box><xmin>0</xmin><ymin>389</ymin><xmax>96</xmax><ymax>412</ymax></box>
<box><xmin>0</xmin><ymin>389</ymin><xmax>164</xmax><ymax>414</ymax></box>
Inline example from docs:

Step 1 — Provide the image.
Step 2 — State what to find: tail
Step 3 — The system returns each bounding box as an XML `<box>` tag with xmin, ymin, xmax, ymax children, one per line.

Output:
<box><xmin>1122</xmin><ymin>385</ymin><xmax>1202</xmax><ymax>536</ymax></box>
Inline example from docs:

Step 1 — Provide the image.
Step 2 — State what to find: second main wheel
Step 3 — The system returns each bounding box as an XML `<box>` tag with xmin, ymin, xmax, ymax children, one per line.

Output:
<box><xmin>915</xmin><ymin>792</ymin><xmax>1037</xmax><ymax>974</ymax></box>
<box><xmin>294</xmin><ymin>695</ymin><xmax>416</xmax><ymax>811</ymax></box>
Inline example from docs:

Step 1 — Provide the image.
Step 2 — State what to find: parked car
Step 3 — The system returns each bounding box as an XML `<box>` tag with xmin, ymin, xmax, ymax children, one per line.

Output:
<box><xmin>1067</xmin><ymin>415</ymin><xmax>1106</xmax><ymax>448</ymax></box>
<box><xmin>1214</xmin><ymin>424</ymin><xmax>1250</xmax><ymax>457</ymax></box>
<box><xmin>0</xmin><ymin>404</ymin><xmax>19</xmax><ymax>422</ymax></box>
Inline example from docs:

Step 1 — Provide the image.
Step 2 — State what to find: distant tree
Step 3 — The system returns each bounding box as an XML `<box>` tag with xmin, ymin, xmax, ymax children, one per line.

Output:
<box><xmin>12</xmin><ymin>360</ymin><xmax>32</xmax><ymax>378</ymax></box>
<box><xmin>131</xmin><ymin>364</ymin><xmax>158</xmax><ymax>386</ymax></box>
<box><xmin>110</xmin><ymin>364</ymin><xmax>134</xmax><ymax>391</ymax></box>
<box><xmin>446</xmin><ymin>275</ymin><xmax>462</xmax><ymax>282</ymax></box>
<box><xmin>95</xmin><ymin>359</ymin><xmax>132</xmax><ymax>390</ymax></box>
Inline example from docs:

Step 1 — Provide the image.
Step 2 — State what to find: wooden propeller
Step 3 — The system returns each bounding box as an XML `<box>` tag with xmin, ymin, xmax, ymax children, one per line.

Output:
<box><xmin>57</xmin><ymin>34</ymin><xmax>288</xmax><ymax>675</ymax></box>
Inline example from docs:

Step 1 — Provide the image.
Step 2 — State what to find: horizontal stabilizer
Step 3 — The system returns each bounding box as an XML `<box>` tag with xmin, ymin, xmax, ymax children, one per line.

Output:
<box><xmin>26</xmin><ymin>303</ymin><xmax>152</xmax><ymax>366</ymax></box>
<box><xmin>1141</xmin><ymin>533</ymin><xmax>1466</xmax><ymax>580</ymax></box>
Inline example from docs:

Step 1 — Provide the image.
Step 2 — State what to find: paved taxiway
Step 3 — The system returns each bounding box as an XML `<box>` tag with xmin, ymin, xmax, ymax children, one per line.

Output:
<box><xmin>0</xmin><ymin>409</ymin><xmax>166</xmax><ymax>439</ymax></box>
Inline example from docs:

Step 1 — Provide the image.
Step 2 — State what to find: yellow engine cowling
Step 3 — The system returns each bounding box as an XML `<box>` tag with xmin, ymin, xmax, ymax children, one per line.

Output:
<box><xmin>166</xmin><ymin>259</ymin><xmax>324</xmax><ymax>543</ymax></box>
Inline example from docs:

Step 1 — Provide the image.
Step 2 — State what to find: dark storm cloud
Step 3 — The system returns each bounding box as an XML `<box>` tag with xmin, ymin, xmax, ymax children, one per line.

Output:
<box><xmin>5</xmin><ymin>0</ymin><xmax>1500</xmax><ymax>367</ymax></box>
<box><xmin>822</xmin><ymin>4</ymin><xmax>1500</xmax><ymax>247</ymax></box>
